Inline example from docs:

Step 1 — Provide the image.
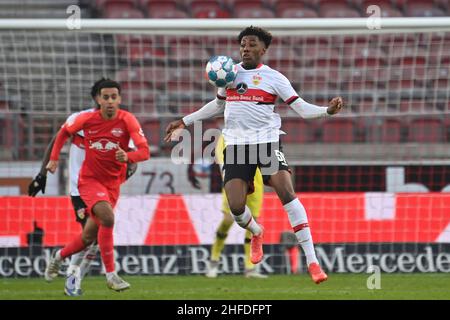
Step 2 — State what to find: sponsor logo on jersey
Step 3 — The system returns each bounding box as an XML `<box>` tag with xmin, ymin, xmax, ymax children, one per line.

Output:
<box><xmin>89</xmin><ymin>139</ymin><xmax>119</xmax><ymax>152</ymax></box>
<box><xmin>236</xmin><ymin>82</ymin><xmax>248</xmax><ymax>94</ymax></box>
<box><xmin>111</xmin><ymin>127</ymin><xmax>124</xmax><ymax>137</ymax></box>
<box><xmin>138</xmin><ymin>127</ymin><xmax>144</xmax><ymax>137</ymax></box>
<box><xmin>97</xmin><ymin>192</ymin><xmax>106</xmax><ymax>197</ymax></box>
<box><xmin>226</xmin><ymin>88</ymin><xmax>277</xmax><ymax>104</ymax></box>
<box><xmin>252</xmin><ymin>74</ymin><xmax>262</xmax><ymax>85</ymax></box>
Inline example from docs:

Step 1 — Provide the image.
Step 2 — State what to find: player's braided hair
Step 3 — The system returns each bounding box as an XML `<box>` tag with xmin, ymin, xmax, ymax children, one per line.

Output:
<box><xmin>238</xmin><ymin>26</ymin><xmax>272</xmax><ymax>48</ymax></box>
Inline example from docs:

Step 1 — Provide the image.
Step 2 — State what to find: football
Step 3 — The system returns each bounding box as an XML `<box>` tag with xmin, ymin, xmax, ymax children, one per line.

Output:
<box><xmin>205</xmin><ymin>55</ymin><xmax>238</xmax><ymax>88</ymax></box>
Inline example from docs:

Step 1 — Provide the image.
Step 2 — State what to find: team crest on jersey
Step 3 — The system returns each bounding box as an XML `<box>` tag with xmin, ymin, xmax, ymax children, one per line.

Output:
<box><xmin>111</xmin><ymin>127</ymin><xmax>124</xmax><ymax>137</ymax></box>
<box><xmin>236</xmin><ymin>82</ymin><xmax>248</xmax><ymax>94</ymax></box>
<box><xmin>76</xmin><ymin>208</ymin><xmax>85</xmax><ymax>220</ymax></box>
<box><xmin>252</xmin><ymin>74</ymin><xmax>262</xmax><ymax>86</ymax></box>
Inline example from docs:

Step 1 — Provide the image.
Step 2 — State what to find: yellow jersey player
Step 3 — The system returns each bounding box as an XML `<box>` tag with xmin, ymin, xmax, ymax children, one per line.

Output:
<box><xmin>206</xmin><ymin>134</ymin><xmax>267</xmax><ymax>278</ymax></box>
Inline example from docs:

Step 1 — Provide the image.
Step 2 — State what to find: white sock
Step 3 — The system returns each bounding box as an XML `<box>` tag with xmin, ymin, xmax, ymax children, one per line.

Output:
<box><xmin>80</xmin><ymin>244</ymin><xmax>99</xmax><ymax>279</ymax></box>
<box><xmin>106</xmin><ymin>271</ymin><xmax>117</xmax><ymax>281</ymax></box>
<box><xmin>67</xmin><ymin>251</ymin><xmax>85</xmax><ymax>276</ymax></box>
<box><xmin>55</xmin><ymin>249</ymin><xmax>62</xmax><ymax>261</ymax></box>
<box><xmin>284</xmin><ymin>198</ymin><xmax>318</xmax><ymax>265</ymax></box>
<box><xmin>232</xmin><ymin>206</ymin><xmax>262</xmax><ymax>235</ymax></box>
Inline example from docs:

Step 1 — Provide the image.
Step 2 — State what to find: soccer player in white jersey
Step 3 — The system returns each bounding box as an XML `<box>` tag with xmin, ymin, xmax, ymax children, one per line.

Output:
<box><xmin>28</xmin><ymin>78</ymin><xmax>137</xmax><ymax>295</ymax></box>
<box><xmin>165</xmin><ymin>26</ymin><xmax>343</xmax><ymax>284</ymax></box>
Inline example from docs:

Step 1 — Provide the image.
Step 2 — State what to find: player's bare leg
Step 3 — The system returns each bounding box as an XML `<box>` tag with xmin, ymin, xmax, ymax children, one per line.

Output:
<box><xmin>269</xmin><ymin>170</ymin><xmax>327</xmax><ymax>284</ymax></box>
<box><xmin>92</xmin><ymin>201</ymin><xmax>130</xmax><ymax>292</ymax></box>
<box><xmin>225</xmin><ymin>179</ymin><xmax>264</xmax><ymax>264</ymax></box>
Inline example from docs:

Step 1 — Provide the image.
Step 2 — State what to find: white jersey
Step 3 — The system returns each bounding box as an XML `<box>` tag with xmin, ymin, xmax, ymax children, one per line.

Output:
<box><xmin>217</xmin><ymin>63</ymin><xmax>298</xmax><ymax>145</ymax></box>
<box><xmin>65</xmin><ymin>108</ymin><xmax>96</xmax><ymax>196</ymax></box>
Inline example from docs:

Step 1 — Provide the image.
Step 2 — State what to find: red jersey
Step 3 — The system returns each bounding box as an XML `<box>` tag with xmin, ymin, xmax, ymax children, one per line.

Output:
<box><xmin>51</xmin><ymin>109</ymin><xmax>149</xmax><ymax>185</ymax></box>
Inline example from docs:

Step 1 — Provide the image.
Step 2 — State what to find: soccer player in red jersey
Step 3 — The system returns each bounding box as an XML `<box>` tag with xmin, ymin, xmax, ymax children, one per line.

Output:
<box><xmin>44</xmin><ymin>79</ymin><xmax>150</xmax><ymax>291</ymax></box>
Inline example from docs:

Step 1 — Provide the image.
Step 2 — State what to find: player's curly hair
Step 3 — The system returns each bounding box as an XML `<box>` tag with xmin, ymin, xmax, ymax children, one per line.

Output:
<box><xmin>238</xmin><ymin>26</ymin><xmax>272</xmax><ymax>48</ymax></box>
<box><xmin>90</xmin><ymin>77</ymin><xmax>121</xmax><ymax>99</ymax></box>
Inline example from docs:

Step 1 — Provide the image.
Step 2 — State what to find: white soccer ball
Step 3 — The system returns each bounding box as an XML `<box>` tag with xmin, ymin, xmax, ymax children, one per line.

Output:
<box><xmin>205</xmin><ymin>55</ymin><xmax>238</xmax><ymax>88</ymax></box>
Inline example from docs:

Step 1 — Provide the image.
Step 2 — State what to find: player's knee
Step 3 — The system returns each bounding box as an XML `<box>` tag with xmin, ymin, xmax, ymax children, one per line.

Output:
<box><xmin>229</xmin><ymin>202</ymin><xmax>245</xmax><ymax>215</ymax></box>
<box><xmin>100</xmin><ymin>214</ymin><xmax>114</xmax><ymax>228</ymax></box>
<box><xmin>279</xmin><ymin>191</ymin><xmax>296</xmax><ymax>205</ymax></box>
<box><xmin>81</xmin><ymin>233</ymin><xmax>95</xmax><ymax>245</ymax></box>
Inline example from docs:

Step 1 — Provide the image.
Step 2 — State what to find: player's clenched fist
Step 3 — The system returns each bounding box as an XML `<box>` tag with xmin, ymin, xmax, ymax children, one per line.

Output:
<box><xmin>327</xmin><ymin>96</ymin><xmax>344</xmax><ymax>115</ymax></box>
<box><xmin>115</xmin><ymin>147</ymin><xmax>128</xmax><ymax>163</ymax></box>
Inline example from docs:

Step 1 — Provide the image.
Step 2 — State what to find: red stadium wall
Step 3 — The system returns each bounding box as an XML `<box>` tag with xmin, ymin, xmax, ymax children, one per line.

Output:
<box><xmin>1</xmin><ymin>193</ymin><xmax>449</xmax><ymax>247</ymax></box>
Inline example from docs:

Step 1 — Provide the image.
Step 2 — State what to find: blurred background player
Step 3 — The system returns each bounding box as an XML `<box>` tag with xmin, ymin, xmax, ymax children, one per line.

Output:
<box><xmin>43</xmin><ymin>79</ymin><xmax>149</xmax><ymax>292</ymax></box>
<box><xmin>165</xmin><ymin>26</ymin><xmax>343</xmax><ymax>284</ymax></box>
<box><xmin>28</xmin><ymin>78</ymin><xmax>138</xmax><ymax>296</ymax></box>
<box><xmin>205</xmin><ymin>133</ymin><xmax>266</xmax><ymax>279</ymax></box>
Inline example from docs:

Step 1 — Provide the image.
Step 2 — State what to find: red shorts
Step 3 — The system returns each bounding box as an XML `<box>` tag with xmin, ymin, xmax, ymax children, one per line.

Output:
<box><xmin>78</xmin><ymin>178</ymin><xmax>120</xmax><ymax>218</ymax></box>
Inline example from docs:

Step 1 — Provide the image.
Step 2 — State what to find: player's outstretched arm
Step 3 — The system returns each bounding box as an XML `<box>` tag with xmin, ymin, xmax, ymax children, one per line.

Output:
<box><xmin>164</xmin><ymin>98</ymin><xmax>225</xmax><ymax>143</ymax></box>
<box><xmin>290</xmin><ymin>96</ymin><xmax>344</xmax><ymax>119</ymax></box>
<box><xmin>28</xmin><ymin>134</ymin><xmax>57</xmax><ymax>196</ymax></box>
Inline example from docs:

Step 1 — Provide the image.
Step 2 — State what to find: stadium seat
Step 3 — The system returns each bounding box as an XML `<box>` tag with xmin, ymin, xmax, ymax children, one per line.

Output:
<box><xmin>274</xmin><ymin>1</ymin><xmax>318</xmax><ymax>18</ymax></box>
<box><xmin>427</xmin><ymin>67</ymin><xmax>449</xmax><ymax>91</ymax></box>
<box><xmin>122</xmin><ymin>91</ymin><xmax>156</xmax><ymax>114</ymax></box>
<box><xmin>322</xmin><ymin>119</ymin><xmax>356</xmax><ymax>143</ymax></box>
<box><xmin>278</xmin><ymin>7</ymin><xmax>319</xmax><ymax>18</ymax></box>
<box><xmin>166</xmin><ymin>66</ymin><xmax>206</xmax><ymax>86</ymax></box>
<box><xmin>264</xmin><ymin>47</ymin><xmax>298</xmax><ymax>69</ymax></box>
<box><xmin>342</xmin><ymin>68</ymin><xmax>378</xmax><ymax>92</ymax></box>
<box><xmin>0</xmin><ymin>101</ymin><xmax>8</xmax><ymax>111</ymax></box>
<box><xmin>296</xmin><ymin>67</ymin><xmax>339</xmax><ymax>92</ymax></box>
<box><xmin>318</xmin><ymin>1</ymin><xmax>361</xmax><ymax>18</ymax></box>
<box><xmin>360</xmin><ymin>0</ymin><xmax>404</xmax><ymax>17</ymax></box>
<box><xmin>148</xmin><ymin>8</ymin><xmax>189</xmax><ymax>18</ymax></box>
<box><xmin>142</xmin><ymin>119</ymin><xmax>161</xmax><ymax>150</ymax></box>
<box><xmin>281</xmin><ymin>118</ymin><xmax>315</xmax><ymax>143</ymax></box>
<box><xmin>229</xmin><ymin>0</ymin><xmax>266</xmax><ymax>11</ymax></box>
<box><xmin>402</xmin><ymin>0</ymin><xmax>447</xmax><ymax>17</ymax></box>
<box><xmin>387</xmin><ymin>66</ymin><xmax>427</xmax><ymax>91</ymax></box>
<box><xmin>125</xmin><ymin>43</ymin><xmax>166</xmax><ymax>64</ymax></box>
<box><xmin>169</xmin><ymin>46</ymin><xmax>211</xmax><ymax>66</ymax></box>
<box><xmin>399</xmin><ymin>99</ymin><xmax>426</xmax><ymax>113</ymax></box>
<box><xmin>343</xmin><ymin>45</ymin><xmax>388</xmax><ymax>67</ymax></box>
<box><xmin>116</xmin><ymin>66</ymin><xmax>168</xmax><ymax>90</ymax></box>
<box><xmin>146</xmin><ymin>0</ymin><xmax>178</xmax><ymax>12</ymax></box>
<box><xmin>96</xmin><ymin>0</ymin><xmax>136</xmax><ymax>10</ymax></box>
<box><xmin>146</xmin><ymin>1</ymin><xmax>189</xmax><ymax>18</ymax></box>
<box><xmin>429</xmin><ymin>42</ymin><xmax>450</xmax><ymax>65</ymax></box>
<box><xmin>368</xmin><ymin>118</ymin><xmax>403</xmax><ymax>143</ymax></box>
<box><xmin>194</xmin><ymin>8</ymin><xmax>230</xmax><ymax>18</ymax></box>
<box><xmin>407</xmin><ymin>118</ymin><xmax>445</xmax><ymax>143</ymax></box>
<box><xmin>190</xmin><ymin>0</ymin><xmax>230</xmax><ymax>18</ymax></box>
<box><xmin>299</xmin><ymin>45</ymin><xmax>340</xmax><ymax>67</ymax></box>
<box><xmin>235</xmin><ymin>8</ymin><xmax>275</xmax><ymax>18</ymax></box>
<box><xmin>104</xmin><ymin>7</ymin><xmax>145</xmax><ymax>18</ymax></box>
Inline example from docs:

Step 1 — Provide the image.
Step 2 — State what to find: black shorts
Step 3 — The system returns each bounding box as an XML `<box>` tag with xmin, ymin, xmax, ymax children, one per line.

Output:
<box><xmin>222</xmin><ymin>142</ymin><xmax>290</xmax><ymax>193</ymax></box>
<box><xmin>71</xmin><ymin>195</ymin><xmax>88</xmax><ymax>225</ymax></box>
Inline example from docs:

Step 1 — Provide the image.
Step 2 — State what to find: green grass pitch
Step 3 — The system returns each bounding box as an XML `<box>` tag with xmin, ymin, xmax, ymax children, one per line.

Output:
<box><xmin>1</xmin><ymin>273</ymin><xmax>449</xmax><ymax>300</ymax></box>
